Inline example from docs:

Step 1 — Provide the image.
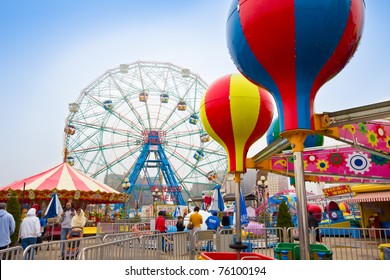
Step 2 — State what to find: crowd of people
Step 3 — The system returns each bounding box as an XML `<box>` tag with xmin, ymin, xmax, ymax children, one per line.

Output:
<box><xmin>0</xmin><ymin>200</ymin><xmax>87</xmax><ymax>259</ymax></box>
<box><xmin>1</xmin><ymin>200</ymin><xmax>234</xmax><ymax>258</ymax></box>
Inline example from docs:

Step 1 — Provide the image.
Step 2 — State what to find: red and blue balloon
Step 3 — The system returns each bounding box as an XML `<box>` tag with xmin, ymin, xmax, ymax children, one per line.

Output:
<box><xmin>227</xmin><ymin>0</ymin><xmax>365</xmax><ymax>133</ymax></box>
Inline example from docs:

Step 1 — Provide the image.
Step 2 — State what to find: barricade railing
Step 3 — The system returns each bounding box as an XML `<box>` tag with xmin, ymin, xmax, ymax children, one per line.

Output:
<box><xmin>214</xmin><ymin>227</ymin><xmax>283</xmax><ymax>258</ymax></box>
<box><xmin>13</xmin><ymin>225</ymin><xmax>390</xmax><ymax>260</ymax></box>
<box><xmin>192</xmin><ymin>230</ymin><xmax>215</xmax><ymax>256</ymax></box>
<box><xmin>102</xmin><ymin>230</ymin><xmax>159</xmax><ymax>243</ymax></box>
<box><xmin>0</xmin><ymin>246</ymin><xmax>24</xmax><ymax>260</ymax></box>
<box><xmin>80</xmin><ymin>231</ymin><xmax>192</xmax><ymax>260</ymax></box>
<box><xmin>285</xmin><ymin>226</ymin><xmax>389</xmax><ymax>260</ymax></box>
<box><xmin>215</xmin><ymin>228</ymin><xmax>235</xmax><ymax>252</ymax></box>
<box><xmin>96</xmin><ymin>222</ymin><xmax>149</xmax><ymax>236</ymax></box>
<box><xmin>80</xmin><ymin>237</ymin><xmax>141</xmax><ymax>260</ymax></box>
<box><xmin>23</xmin><ymin>235</ymin><xmax>103</xmax><ymax>260</ymax></box>
<box><xmin>320</xmin><ymin>226</ymin><xmax>389</xmax><ymax>260</ymax></box>
<box><xmin>139</xmin><ymin>232</ymin><xmax>193</xmax><ymax>260</ymax></box>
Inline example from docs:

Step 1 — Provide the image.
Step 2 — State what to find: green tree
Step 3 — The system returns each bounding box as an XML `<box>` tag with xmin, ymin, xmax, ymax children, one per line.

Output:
<box><xmin>6</xmin><ymin>191</ymin><xmax>21</xmax><ymax>245</ymax></box>
<box><xmin>276</xmin><ymin>201</ymin><xmax>294</xmax><ymax>241</ymax></box>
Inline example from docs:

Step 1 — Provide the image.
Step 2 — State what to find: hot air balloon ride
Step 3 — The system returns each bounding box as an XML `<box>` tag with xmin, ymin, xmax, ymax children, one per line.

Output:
<box><xmin>226</xmin><ymin>0</ymin><xmax>365</xmax><ymax>259</ymax></box>
<box><xmin>200</xmin><ymin>73</ymin><xmax>274</xmax><ymax>258</ymax></box>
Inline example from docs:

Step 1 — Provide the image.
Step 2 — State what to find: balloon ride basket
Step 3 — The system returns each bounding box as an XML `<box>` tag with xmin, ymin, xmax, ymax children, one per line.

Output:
<box><xmin>199</xmin><ymin>252</ymin><xmax>274</xmax><ymax>260</ymax></box>
<box><xmin>274</xmin><ymin>242</ymin><xmax>333</xmax><ymax>260</ymax></box>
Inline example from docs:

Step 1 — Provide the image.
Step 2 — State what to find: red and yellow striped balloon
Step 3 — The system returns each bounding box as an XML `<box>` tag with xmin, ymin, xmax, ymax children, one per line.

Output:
<box><xmin>200</xmin><ymin>74</ymin><xmax>274</xmax><ymax>173</ymax></box>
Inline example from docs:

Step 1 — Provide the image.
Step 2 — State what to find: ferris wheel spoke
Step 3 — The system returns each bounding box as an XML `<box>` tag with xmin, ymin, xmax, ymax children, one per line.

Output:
<box><xmin>91</xmin><ymin>145</ymin><xmax>142</xmax><ymax>178</ymax></box>
<box><xmin>107</xmin><ymin>73</ymin><xmax>148</xmax><ymax>132</ymax></box>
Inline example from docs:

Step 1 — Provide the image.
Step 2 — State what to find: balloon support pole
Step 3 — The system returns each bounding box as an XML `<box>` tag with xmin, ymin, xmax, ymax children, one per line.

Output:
<box><xmin>280</xmin><ymin>130</ymin><xmax>312</xmax><ymax>260</ymax></box>
<box><xmin>229</xmin><ymin>172</ymin><xmax>248</xmax><ymax>260</ymax></box>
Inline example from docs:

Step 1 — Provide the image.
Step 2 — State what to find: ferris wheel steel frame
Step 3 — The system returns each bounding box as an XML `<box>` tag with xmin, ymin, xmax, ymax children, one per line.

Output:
<box><xmin>64</xmin><ymin>61</ymin><xmax>227</xmax><ymax>208</ymax></box>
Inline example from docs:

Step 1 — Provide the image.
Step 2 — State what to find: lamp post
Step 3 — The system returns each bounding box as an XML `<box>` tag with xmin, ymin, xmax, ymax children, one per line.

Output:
<box><xmin>257</xmin><ymin>176</ymin><xmax>268</xmax><ymax>247</ymax></box>
<box><xmin>257</xmin><ymin>176</ymin><xmax>269</xmax><ymax>225</ymax></box>
<box><xmin>122</xmin><ymin>178</ymin><xmax>130</xmax><ymax>222</ymax></box>
<box><xmin>152</xmin><ymin>187</ymin><xmax>162</xmax><ymax>217</ymax></box>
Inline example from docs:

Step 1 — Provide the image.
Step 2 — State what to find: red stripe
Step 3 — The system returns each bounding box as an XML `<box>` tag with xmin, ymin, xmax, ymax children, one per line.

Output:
<box><xmin>66</xmin><ymin>165</ymin><xmax>91</xmax><ymax>191</ymax></box>
<box><xmin>35</xmin><ymin>164</ymin><xmax>65</xmax><ymax>190</ymax></box>
<box><xmin>240</xmin><ymin>0</ymin><xmax>297</xmax><ymax>129</ymax></box>
<box><xmin>204</xmin><ymin>75</ymin><xmax>236</xmax><ymax>170</ymax></box>
<box><xmin>0</xmin><ymin>163</ymin><xmax>62</xmax><ymax>190</ymax></box>
<box><xmin>71</xmin><ymin>167</ymin><xmax>116</xmax><ymax>192</ymax></box>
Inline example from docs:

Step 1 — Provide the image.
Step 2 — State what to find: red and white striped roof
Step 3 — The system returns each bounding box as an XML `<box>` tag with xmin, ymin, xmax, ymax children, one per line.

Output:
<box><xmin>0</xmin><ymin>162</ymin><xmax>118</xmax><ymax>193</ymax></box>
<box><xmin>347</xmin><ymin>191</ymin><xmax>390</xmax><ymax>203</ymax></box>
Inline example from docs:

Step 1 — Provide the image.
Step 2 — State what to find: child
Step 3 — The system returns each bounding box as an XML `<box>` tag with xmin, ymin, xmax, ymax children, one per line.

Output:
<box><xmin>176</xmin><ymin>216</ymin><xmax>185</xmax><ymax>232</ymax></box>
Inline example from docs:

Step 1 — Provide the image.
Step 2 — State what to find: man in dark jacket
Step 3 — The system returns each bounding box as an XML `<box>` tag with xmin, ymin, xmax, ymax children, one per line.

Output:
<box><xmin>308</xmin><ymin>211</ymin><xmax>321</xmax><ymax>242</ymax></box>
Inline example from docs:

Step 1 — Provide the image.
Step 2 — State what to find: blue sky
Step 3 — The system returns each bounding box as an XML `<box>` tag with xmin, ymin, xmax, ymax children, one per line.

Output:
<box><xmin>0</xmin><ymin>0</ymin><xmax>389</xmax><ymax>187</ymax></box>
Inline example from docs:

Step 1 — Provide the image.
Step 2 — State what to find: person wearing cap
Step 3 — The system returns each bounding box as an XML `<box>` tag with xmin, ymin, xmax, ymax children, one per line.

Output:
<box><xmin>205</xmin><ymin>210</ymin><xmax>220</xmax><ymax>231</ymax></box>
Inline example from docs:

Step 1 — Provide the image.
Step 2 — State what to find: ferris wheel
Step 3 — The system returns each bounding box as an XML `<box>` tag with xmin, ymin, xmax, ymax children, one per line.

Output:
<box><xmin>64</xmin><ymin>61</ymin><xmax>227</xmax><ymax>207</ymax></box>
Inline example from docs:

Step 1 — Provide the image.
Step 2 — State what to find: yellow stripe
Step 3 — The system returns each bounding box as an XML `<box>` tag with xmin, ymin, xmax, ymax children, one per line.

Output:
<box><xmin>200</xmin><ymin>93</ymin><xmax>231</xmax><ymax>170</ymax></box>
<box><xmin>229</xmin><ymin>74</ymin><xmax>260</xmax><ymax>171</ymax></box>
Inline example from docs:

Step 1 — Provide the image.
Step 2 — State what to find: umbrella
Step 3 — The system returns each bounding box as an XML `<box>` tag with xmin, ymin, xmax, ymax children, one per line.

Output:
<box><xmin>45</xmin><ymin>192</ymin><xmax>63</xmax><ymax>219</ymax></box>
<box><xmin>173</xmin><ymin>206</ymin><xmax>181</xmax><ymax>218</ymax></box>
<box><xmin>209</xmin><ymin>185</ymin><xmax>225</xmax><ymax>212</ymax></box>
<box><xmin>44</xmin><ymin>192</ymin><xmax>63</xmax><ymax>242</ymax></box>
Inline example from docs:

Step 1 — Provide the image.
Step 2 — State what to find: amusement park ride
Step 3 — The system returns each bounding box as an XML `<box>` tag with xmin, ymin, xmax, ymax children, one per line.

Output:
<box><xmin>59</xmin><ymin>0</ymin><xmax>390</xmax><ymax>260</ymax></box>
<box><xmin>63</xmin><ymin>61</ymin><xmax>227</xmax><ymax>209</ymax></box>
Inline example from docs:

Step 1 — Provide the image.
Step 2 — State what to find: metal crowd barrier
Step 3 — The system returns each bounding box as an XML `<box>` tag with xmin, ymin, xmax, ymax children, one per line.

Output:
<box><xmin>23</xmin><ymin>235</ymin><xmax>103</xmax><ymax>260</ymax></box>
<box><xmin>96</xmin><ymin>222</ymin><xmax>149</xmax><ymax>236</ymax></box>
<box><xmin>192</xmin><ymin>230</ymin><xmax>215</xmax><ymax>256</ymax></box>
<box><xmin>285</xmin><ymin>226</ymin><xmax>389</xmax><ymax>260</ymax></box>
<box><xmin>5</xmin><ymin>225</ymin><xmax>389</xmax><ymax>260</ymax></box>
<box><xmin>0</xmin><ymin>246</ymin><xmax>24</xmax><ymax>260</ymax></box>
<box><xmin>320</xmin><ymin>227</ymin><xmax>389</xmax><ymax>260</ymax></box>
<box><xmin>102</xmin><ymin>230</ymin><xmax>159</xmax><ymax>242</ymax></box>
<box><xmin>80</xmin><ymin>231</ymin><xmax>193</xmax><ymax>260</ymax></box>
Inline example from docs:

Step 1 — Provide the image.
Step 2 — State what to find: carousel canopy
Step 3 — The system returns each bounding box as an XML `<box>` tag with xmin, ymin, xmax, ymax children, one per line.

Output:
<box><xmin>0</xmin><ymin>162</ymin><xmax>125</xmax><ymax>204</ymax></box>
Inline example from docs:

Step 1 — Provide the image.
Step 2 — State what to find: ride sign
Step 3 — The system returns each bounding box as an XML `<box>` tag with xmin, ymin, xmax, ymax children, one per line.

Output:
<box><xmin>322</xmin><ymin>185</ymin><xmax>351</xmax><ymax>197</ymax></box>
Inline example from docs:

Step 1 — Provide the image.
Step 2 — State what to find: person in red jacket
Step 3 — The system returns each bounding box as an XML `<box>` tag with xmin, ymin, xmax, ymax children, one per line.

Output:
<box><xmin>155</xmin><ymin>211</ymin><xmax>167</xmax><ymax>253</ymax></box>
<box><xmin>155</xmin><ymin>211</ymin><xmax>167</xmax><ymax>233</ymax></box>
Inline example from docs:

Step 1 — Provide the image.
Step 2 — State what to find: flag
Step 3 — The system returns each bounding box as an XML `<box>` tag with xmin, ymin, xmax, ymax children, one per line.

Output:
<box><xmin>45</xmin><ymin>192</ymin><xmax>63</xmax><ymax>218</ymax></box>
<box><xmin>209</xmin><ymin>184</ymin><xmax>225</xmax><ymax>212</ymax></box>
<box><xmin>239</xmin><ymin>188</ymin><xmax>249</xmax><ymax>226</ymax></box>
<box><xmin>173</xmin><ymin>206</ymin><xmax>180</xmax><ymax>218</ymax></box>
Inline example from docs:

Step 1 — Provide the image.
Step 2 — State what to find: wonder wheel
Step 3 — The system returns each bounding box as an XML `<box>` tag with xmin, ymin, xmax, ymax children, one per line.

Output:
<box><xmin>64</xmin><ymin>61</ymin><xmax>227</xmax><ymax>207</ymax></box>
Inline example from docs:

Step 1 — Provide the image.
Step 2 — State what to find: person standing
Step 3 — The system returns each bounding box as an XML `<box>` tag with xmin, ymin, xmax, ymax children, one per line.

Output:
<box><xmin>308</xmin><ymin>211</ymin><xmax>320</xmax><ymax>242</ymax></box>
<box><xmin>155</xmin><ymin>211</ymin><xmax>167</xmax><ymax>233</ymax></box>
<box><xmin>20</xmin><ymin>208</ymin><xmax>41</xmax><ymax>259</ymax></box>
<box><xmin>190</xmin><ymin>206</ymin><xmax>203</xmax><ymax>251</ymax></box>
<box><xmin>71</xmin><ymin>209</ymin><xmax>86</xmax><ymax>231</ymax></box>
<box><xmin>176</xmin><ymin>216</ymin><xmax>185</xmax><ymax>232</ymax></box>
<box><xmin>155</xmin><ymin>211</ymin><xmax>167</xmax><ymax>252</ymax></box>
<box><xmin>60</xmin><ymin>202</ymin><xmax>75</xmax><ymax>257</ymax></box>
<box><xmin>205</xmin><ymin>210</ymin><xmax>220</xmax><ymax>231</ymax></box>
<box><xmin>205</xmin><ymin>210</ymin><xmax>220</xmax><ymax>251</ymax></box>
<box><xmin>0</xmin><ymin>202</ymin><xmax>16</xmax><ymax>250</ymax></box>
<box><xmin>37</xmin><ymin>210</ymin><xmax>47</xmax><ymax>244</ymax></box>
<box><xmin>189</xmin><ymin>206</ymin><xmax>203</xmax><ymax>231</ymax></box>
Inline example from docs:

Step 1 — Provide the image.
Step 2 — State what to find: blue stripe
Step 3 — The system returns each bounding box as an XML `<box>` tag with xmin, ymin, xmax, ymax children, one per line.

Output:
<box><xmin>226</xmin><ymin>3</ymin><xmax>285</xmax><ymax>130</ymax></box>
<box><xmin>295</xmin><ymin>0</ymin><xmax>351</xmax><ymax>129</ymax></box>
